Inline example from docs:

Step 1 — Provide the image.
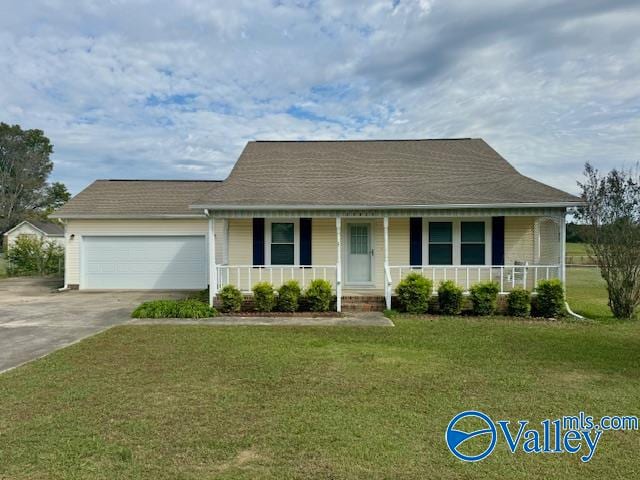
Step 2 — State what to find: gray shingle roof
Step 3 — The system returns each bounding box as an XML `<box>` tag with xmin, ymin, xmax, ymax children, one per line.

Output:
<box><xmin>193</xmin><ymin>139</ymin><xmax>581</xmax><ymax>208</ymax></box>
<box><xmin>28</xmin><ymin>220</ymin><xmax>64</xmax><ymax>235</ymax></box>
<box><xmin>52</xmin><ymin>139</ymin><xmax>581</xmax><ymax>218</ymax></box>
<box><xmin>51</xmin><ymin>180</ymin><xmax>221</xmax><ymax>218</ymax></box>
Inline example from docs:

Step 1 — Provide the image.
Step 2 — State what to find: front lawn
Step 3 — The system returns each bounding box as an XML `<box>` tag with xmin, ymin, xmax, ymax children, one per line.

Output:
<box><xmin>1</xmin><ymin>317</ymin><xmax>639</xmax><ymax>479</ymax></box>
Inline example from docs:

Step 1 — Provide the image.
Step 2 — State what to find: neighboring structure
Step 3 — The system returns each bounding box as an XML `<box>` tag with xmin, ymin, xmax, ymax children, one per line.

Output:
<box><xmin>3</xmin><ymin>219</ymin><xmax>65</xmax><ymax>250</ymax></box>
<box><xmin>51</xmin><ymin>139</ymin><xmax>582</xmax><ymax>310</ymax></box>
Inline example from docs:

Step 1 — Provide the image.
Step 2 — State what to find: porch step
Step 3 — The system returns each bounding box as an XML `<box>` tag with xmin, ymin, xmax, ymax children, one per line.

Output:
<box><xmin>341</xmin><ymin>295</ymin><xmax>386</xmax><ymax>312</ymax></box>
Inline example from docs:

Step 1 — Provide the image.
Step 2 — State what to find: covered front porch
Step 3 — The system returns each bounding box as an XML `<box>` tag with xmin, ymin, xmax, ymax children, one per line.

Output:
<box><xmin>206</xmin><ymin>208</ymin><xmax>567</xmax><ymax>312</ymax></box>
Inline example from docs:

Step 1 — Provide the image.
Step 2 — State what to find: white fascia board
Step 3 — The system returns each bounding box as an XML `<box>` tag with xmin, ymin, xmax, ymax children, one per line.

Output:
<box><xmin>190</xmin><ymin>201</ymin><xmax>584</xmax><ymax>211</ymax></box>
<box><xmin>48</xmin><ymin>213</ymin><xmax>207</xmax><ymax>219</ymax></box>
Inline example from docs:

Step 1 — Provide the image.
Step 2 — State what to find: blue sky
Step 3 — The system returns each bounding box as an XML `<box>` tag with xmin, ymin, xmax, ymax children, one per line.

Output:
<box><xmin>1</xmin><ymin>0</ymin><xmax>639</xmax><ymax>194</ymax></box>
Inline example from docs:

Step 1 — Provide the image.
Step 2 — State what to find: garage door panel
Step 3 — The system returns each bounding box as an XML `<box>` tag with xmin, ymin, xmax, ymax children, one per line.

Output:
<box><xmin>83</xmin><ymin>236</ymin><xmax>206</xmax><ymax>289</ymax></box>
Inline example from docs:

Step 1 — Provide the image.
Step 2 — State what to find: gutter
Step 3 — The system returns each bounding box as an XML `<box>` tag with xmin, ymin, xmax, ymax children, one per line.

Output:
<box><xmin>49</xmin><ymin>213</ymin><xmax>207</xmax><ymax>220</ymax></box>
<box><xmin>189</xmin><ymin>201</ymin><xmax>585</xmax><ymax>211</ymax></box>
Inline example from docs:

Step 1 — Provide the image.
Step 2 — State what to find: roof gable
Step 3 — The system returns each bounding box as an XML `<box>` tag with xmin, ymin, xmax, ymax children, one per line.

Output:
<box><xmin>193</xmin><ymin>139</ymin><xmax>581</xmax><ymax>208</ymax></box>
<box><xmin>4</xmin><ymin>220</ymin><xmax>64</xmax><ymax>236</ymax></box>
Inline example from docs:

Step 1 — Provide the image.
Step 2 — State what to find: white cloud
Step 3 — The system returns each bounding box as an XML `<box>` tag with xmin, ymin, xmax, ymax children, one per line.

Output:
<box><xmin>0</xmin><ymin>0</ymin><xmax>638</xmax><ymax>194</ymax></box>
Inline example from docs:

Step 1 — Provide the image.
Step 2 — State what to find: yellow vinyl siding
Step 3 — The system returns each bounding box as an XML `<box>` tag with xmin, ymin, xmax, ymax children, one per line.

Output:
<box><xmin>504</xmin><ymin>216</ymin><xmax>535</xmax><ymax>264</ymax></box>
<box><xmin>311</xmin><ymin>218</ymin><xmax>337</xmax><ymax>265</ymax></box>
<box><xmin>388</xmin><ymin>218</ymin><xmax>409</xmax><ymax>266</ymax></box>
<box><xmin>539</xmin><ymin>219</ymin><xmax>560</xmax><ymax>264</ymax></box>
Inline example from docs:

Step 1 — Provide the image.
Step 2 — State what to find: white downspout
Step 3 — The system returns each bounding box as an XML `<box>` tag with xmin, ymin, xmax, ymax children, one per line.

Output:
<box><xmin>559</xmin><ymin>210</ymin><xmax>584</xmax><ymax>319</ymax></box>
<box><xmin>58</xmin><ymin>219</ymin><xmax>70</xmax><ymax>291</ymax></box>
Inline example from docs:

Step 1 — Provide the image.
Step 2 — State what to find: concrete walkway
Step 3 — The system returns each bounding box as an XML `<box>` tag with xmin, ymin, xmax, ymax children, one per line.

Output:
<box><xmin>129</xmin><ymin>312</ymin><xmax>394</xmax><ymax>326</ymax></box>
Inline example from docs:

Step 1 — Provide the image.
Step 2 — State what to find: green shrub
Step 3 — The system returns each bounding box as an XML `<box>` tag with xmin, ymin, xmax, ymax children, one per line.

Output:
<box><xmin>395</xmin><ymin>272</ymin><xmax>433</xmax><ymax>314</ymax></box>
<box><xmin>218</xmin><ymin>284</ymin><xmax>243</xmax><ymax>313</ymax></box>
<box><xmin>438</xmin><ymin>280</ymin><xmax>464</xmax><ymax>315</ymax></box>
<box><xmin>174</xmin><ymin>300</ymin><xmax>218</xmax><ymax>318</ymax></box>
<box><xmin>253</xmin><ymin>282</ymin><xmax>276</xmax><ymax>312</ymax></box>
<box><xmin>427</xmin><ymin>295</ymin><xmax>440</xmax><ymax>314</ymax></box>
<box><xmin>278</xmin><ymin>280</ymin><xmax>302</xmax><ymax>312</ymax></box>
<box><xmin>304</xmin><ymin>279</ymin><xmax>333</xmax><ymax>312</ymax></box>
<box><xmin>131</xmin><ymin>299</ymin><xmax>217</xmax><ymax>318</ymax></box>
<box><xmin>7</xmin><ymin>236</ymin><xmax>64</xmax><ymax>276</ymax></box>
<box><xmin>507</xmin><ymin>287</ymin><xmax>531</xmax><ymax>317</ymax></box>
<box><xmin>188</xmin><ymin>288</ymin><xmax>209</xmax><ymax>303</ymax></box>
<box><xmin>469</xmin><ymin>281</ymin><xmax>500</xmax><ymax>316</ymax></box>
<box><xmin>535</xmin><ymin>279</ymin><xmax>565</xmax><ymax>318</ymax></box>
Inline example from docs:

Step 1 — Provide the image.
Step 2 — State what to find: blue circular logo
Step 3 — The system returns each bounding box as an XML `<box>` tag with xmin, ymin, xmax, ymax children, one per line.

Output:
<box><xmin>446</xmin><ymin>410</ymin><xmax>497</xmax><ymax>462</ymax></box>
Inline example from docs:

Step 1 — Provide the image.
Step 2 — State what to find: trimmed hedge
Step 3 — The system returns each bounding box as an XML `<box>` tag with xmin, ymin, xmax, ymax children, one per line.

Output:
<box><xmin>469</xmin><ymin>281</ymin><xmax>500</xmax><ymax>316</ymax></box>
<box><xmin>395</xmin><ymin>272</ymin><xmax>433</xmax><ymax>314</ymax></box>
<box><xmin>218</xmin><ymin>285</ymin><xmax>243</xmax><ymax>313</ymax></box>
<box><xmin>278</xmin><ymin>280</ymin><xmax>302</xmax><ymax>312</ymax></box>
<box><xmin>304</xmin><ymin>279</ymin><xmax>333</xmax><ymax>312</ymax></box>
<box><xmin>131</xmin><ymin>299</ymin><xmax>218</xmax><ymax>319</ymax></box>
<box><xmin>507</xmin><ymin>287</ymin><xmax>531</xmax><ymax>317</ymax></box>
<box><xmin>438</xmin><ymin>280</ymin><xmax>464</xmax><ymax>315</ymax></box>
<box><xmin>253</xmin><ymin>282</ymin><xmax>276</xmax><ymax>312</ymax></box>
<box><xmin>535</xmin><ymin>279</ymin><xmax>565</xmax><ymax>318</ymax></box>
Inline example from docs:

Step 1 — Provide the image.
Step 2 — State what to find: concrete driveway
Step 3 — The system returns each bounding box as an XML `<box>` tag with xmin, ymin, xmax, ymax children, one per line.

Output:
<box><xmin>0</xmin><ymin>277</ymin><xmax>187</xmax><ymax>373</ymax></box>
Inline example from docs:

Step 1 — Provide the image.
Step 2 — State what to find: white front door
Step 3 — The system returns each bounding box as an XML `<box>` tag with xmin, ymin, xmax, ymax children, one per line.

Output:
<box><xmin>346</xmin><ymin>223</ymin><xmax>372</xmax><ymax>284</ymax></box>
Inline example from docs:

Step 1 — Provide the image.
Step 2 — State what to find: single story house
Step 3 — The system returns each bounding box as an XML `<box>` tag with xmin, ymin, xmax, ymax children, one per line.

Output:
<box><xmin>3</xmin><ymin>219</ymin><xmax>65</xmax><ymax>250</ymax></box>
<box><xmin>51</xmin><ymin>139</ymin><xmax>582</xmax><ymax>311</ymax></box>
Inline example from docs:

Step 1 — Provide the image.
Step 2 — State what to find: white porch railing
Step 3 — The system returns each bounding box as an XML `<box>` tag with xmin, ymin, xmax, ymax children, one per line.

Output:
<box><xmin>217</xmin><ymin>265</ymin><xmax>338</xmax><ymax>293</ymax></box>
<box><xmin>384</xmin><ymin>264</ymin><xmax>561</xmax><ymax>301</ymax></box>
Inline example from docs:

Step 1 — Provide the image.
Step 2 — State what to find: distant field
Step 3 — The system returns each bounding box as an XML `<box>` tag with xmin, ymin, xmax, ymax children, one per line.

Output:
<box><xmin>566</xmin><ymin>242</ymin><xmax>589</xmax><ymax>256</ymax></box>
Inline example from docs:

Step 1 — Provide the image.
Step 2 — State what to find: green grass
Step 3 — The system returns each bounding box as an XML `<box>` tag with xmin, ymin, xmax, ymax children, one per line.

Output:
<box><xmin>566</xmin><ymin>267</ymin><xmax>615</xmax><ymax>322</ymax></box>
<box><xmin>1</xmin><ymin>317</ymin><xmax>639</xmax><ymax>479</ymax></box>
<box><xmin>566</xmin><ymin>242</ymin><xmax>589</xmax><ymax>256</ymax></box>
<box><xmin>0</xmin><ymin>255</ymin><xmax>7</xmax><ymax>278</ymax></box>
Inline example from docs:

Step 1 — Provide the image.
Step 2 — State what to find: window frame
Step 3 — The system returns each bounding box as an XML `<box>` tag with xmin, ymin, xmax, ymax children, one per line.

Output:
<box><xmin>265</xmin><ymin>219</ymin><xmax>300</xmax><ymax>266</ymax></box>
<box><xmin>423</xmin><ymin>217</ymin><xmax>491</xmax><ymax>266</ymax></box>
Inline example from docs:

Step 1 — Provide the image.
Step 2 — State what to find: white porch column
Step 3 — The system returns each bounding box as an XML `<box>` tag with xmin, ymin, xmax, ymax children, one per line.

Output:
<box><xmin>208</xmin><ymin>216</ymin><xmax>217</xmax><ymax>307</ymax></box>
<box><xmin>336</xmin><ymin>216</ymin><xmax>342</xmax><ymax>312</ymax></box>
<box><xmin>560</xmin><ymin>211</ymin><xmax>566</xmax><ymax>289</ymax></box>
<box><xmin>383</xmin><ymin>216</ymin><xmax>390</xmax><ymax>309</ymax></box>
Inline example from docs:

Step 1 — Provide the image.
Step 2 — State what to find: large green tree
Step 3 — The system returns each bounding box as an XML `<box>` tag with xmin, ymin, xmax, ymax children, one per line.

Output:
<box><xmin>0</xmin><ymin>123</ymin><xmax>68</xmax><ymax>233</ymax></box>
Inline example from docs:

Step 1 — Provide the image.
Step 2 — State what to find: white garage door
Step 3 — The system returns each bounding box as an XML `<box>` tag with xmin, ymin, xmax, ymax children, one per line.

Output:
<box><xmin>82</xmin><ymin>236</ymin><xmax>206</xmax><ymax>289</ymax></box>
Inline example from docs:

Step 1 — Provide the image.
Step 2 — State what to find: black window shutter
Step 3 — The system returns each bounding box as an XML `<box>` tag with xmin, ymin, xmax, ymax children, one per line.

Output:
<box><xmin>491</xmin><ymin>216</ymin><xmax>505</xmax><ymax>266</ymax></box>
<box><xmin>253</xmin><ymin>218</ymin><xmax>265</xmax><ymax>266</ymax></box>
<box><xmin>409</xmin><ymin>217</ymin><xmax>423</xmax><ymax>266</ymax></box>
<box><xmin>300</xmin><ymin>218</ymin><xmax>312</xmax><ymax>266</ymax></box>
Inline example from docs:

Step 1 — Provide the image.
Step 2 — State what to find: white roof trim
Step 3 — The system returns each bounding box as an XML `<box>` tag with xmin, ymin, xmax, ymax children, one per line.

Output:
<box><xmin>190</xmin><ymin>201</ymin><xmax>583</xmax><ymax>211</ymax></box>
<box><xmin>48</xmin><ymin>213</ymin><xmax>207</xmax><ymax>220</ymax></box>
